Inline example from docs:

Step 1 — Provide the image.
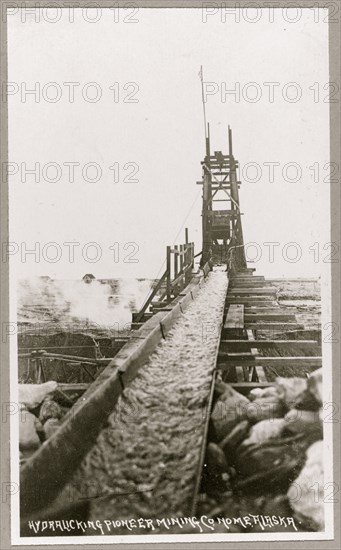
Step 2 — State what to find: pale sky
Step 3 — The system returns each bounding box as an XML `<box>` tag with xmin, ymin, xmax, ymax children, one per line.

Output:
<box><xmin>8</xmin><ymin>7</ymin><xmax>330</xmax><ymax>280</ymax></box>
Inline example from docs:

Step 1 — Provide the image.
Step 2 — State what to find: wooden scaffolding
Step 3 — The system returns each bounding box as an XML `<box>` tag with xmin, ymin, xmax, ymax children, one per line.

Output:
<box><xmin>198</xmin><ymin>125</ymin><xmax>247</xmax><ymax>270</ymax></box>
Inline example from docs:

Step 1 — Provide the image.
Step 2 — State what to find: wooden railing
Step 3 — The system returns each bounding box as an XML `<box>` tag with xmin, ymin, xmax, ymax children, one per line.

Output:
<box><xmin>164</xmin><ymin>241</ymin><xmax>195</xmax><ymax>301</ymax></box>
<box><xmin>134</xmin><ymin>233</ymin><xmax>195</xmax><ymax>323</ymax></box>
<box><xmin>18</xmin><ymin>350</ymin><xmax>119</xmax><ymax>385</ymax></box>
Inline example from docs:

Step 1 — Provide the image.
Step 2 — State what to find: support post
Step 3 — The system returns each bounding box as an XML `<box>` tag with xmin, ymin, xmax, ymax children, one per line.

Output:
<box><xmin>166</xmin><ymin>245</ymin><xmax>171</xmax><ymax>303</ymax></box>
<box><xmin>174</xmin><ymin>245</ymin><xmax>178</xmax><ymax>277</ymax></box>
<box><xmin>180</xmin><ymin>244</ymin><xmax>184</xmax><ymax>273</ymax></box>
<box><xmin>205</xmin><ymin>123</ymin><xmax>210</xmax><ymax>157</ymax></box>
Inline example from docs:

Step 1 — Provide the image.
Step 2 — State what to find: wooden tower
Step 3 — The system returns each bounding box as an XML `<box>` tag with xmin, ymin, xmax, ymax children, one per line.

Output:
<box><xmin>198</xmin><ymin>125</ymin><xmax>247</xmax><ymax>271</ymax></box>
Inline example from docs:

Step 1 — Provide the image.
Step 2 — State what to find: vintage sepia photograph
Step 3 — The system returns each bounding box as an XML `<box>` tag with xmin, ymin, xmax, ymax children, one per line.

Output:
<box><xmin>1</xmin><ymin>2</ymin><xmax>339</xmax><ymax>547</ymax></box>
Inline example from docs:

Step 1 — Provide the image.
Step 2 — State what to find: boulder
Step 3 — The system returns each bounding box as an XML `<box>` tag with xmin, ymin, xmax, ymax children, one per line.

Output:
<box><xmin>19</xmin><ymin>381</ymin><xmax>58</xmax><ymax>410</ymax></box>
<box><xmin>249</xmin><ymin>386</ymin><xmax>278</xmax><ymax>401</ymax></box>
<box><xmin>287</xmin><ymin>440</ymin><xmax>324</xmax><ymax>530</ymax></box>
<box><xmin>39</xmin><ymin>398</ymin><xmax>63</xmax><ymax>424</ymax></box>
<box><xmin>206</xmin><ymin>442</ymin><xmax>229</xmax><ymax>473</ymax></box>
<box><xmin>19</xmin><ymin>410</ymin><xmax>42</xmax><ymax>451</ymax></box>
<box><xmin>293</xmin><ymin>388</ymin><xmax>320</xmax><ymax>411</ymax></box>
<box><xmin>219</xmin><ymin>420</ymin><xmax>250</xmax><ymax>457</ymax></box>
<box><xmin>204</xmin><ymin>442</ymin><xmax>230</xmax><ymax>496</ymax></box>
<box><xmin>283</xmin><ymin>408</ymin><xmax>322</xmax><ymax>443</ymax></box>
<box><xmin>44</xmin><ymin>418</ymin><xmax>61</xmax><ymax>439</ymax></box>
<box><xmin>234</xmin><ymin>433</ymin><xmax>308</xmax><ymax>492</ymax></box>
<box><xmin>240</xmin><ymin>418</ymin><xmax>286</xmax><ymax>448</ymax></box>
<box><xmin>307</xmin><ymin>369</ymin><xmax>323</xmax><ymax>407</ymax></box>
<box><xmin>244</xmin><ymin>397</ymin><xmax>286</xmax><ymax>424</ymax></box>
<box><xmin>213</xmin><ymin>377</ymin><xmax>230</xmax><ymax>398</ymax></box>
<box><xmin>276</xmin><ymin>377</ymin><xmax>307</xmax><ymax>409</ymax></box>
<box><xmin>211</xmin><ymin>384</ymin><xmax>250</xmax><ymax>441</ymax></box>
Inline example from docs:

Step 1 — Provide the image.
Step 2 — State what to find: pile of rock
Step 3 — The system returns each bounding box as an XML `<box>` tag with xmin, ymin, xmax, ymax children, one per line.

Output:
<box><xmin>19</xmin><ymin>381</ymin><xmax>70</xmax><ymax>462</ymax></box>
<box><xmin>204</xmin><ymin>369</ymin><xmax>324</xmax><ymax>531</ymax></box>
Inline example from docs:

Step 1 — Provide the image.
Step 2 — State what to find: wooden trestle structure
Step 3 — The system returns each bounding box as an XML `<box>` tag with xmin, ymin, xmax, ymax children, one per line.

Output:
<box><xmin>19</xmin><ymin>126</ymin><xmax>322</xmax><ymax>528</ymax></box>
<box><xmin>198</xmin><ymin>125</ymin><xmax>247</xmax><ymax>269</ymax></box>
<box><xmin>218</xmin><ymin>269</ymin><xmax>321</xmax><ymax>393</ymax></box>
<box><xmin>133</xmin><ymin>125</ymin><xmax>321</xmax><ymax>390</ymax></box>
<box><xmin>197</xmin><ymin>126</ymin><xmax>321</xmax><ymax>390</ymax></box>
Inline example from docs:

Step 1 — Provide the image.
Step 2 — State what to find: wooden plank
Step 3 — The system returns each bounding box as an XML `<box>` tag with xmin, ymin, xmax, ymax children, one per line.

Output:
<box><xmin>142</xmin><ymin>313</ymin><xmax>154</xmax><ymax>319</ymax></box>
<box><xmin>284</xmin><ymin>329</ymin><xmax>321</xmax><ymax>340</ymax></box>
<box><xmin>225</xmin><ymin>308</ymin><xmax>283</xmax><ymax>315</ymax></box>
<box><xmin>235</xmin><ymin>366</ymin><xmax>245</xmax><ymax>382</ymax></box>
<box><xmin>226</xmin><ymin>300</ymin><xmax>277</xmax><ymax>305</ymax></box>
<box><xmin>244</xmin><ymin>308</ymin><xmax>291</xmax><ymax>313</ymax></box>
<box><xmin>245</xmin><ymin>366</ymin><xmax>253</xmax><ymax>381</ymax></box>
<box><xmin>226</xmin><ymin>352</ymin><xmax>254</xmax><ymax>357</ymax></box>
<box><xmin>131</xmin><ymin>322</ymin><xmax>144</xmax><ymax>330</ymax></box>
<box><xmin>224</xmin><ymin>304</ymin><xmax>244</xmax><ymax>329</ymax></box>
<box><xmin>230</xmin><ymin>276</ymin><xmax>265</xmax><ymax>282</ymax></box>
<box><xmin>244</xmin><ymin>313</ymin><xmax>296</xmax><ymax>322</ymax></box>
<box><xmin>244</xmin><ymin>322</ymin><xmax>304</xmax><ymax>330</ymax></box>
<box><xmin>135</xmin><ymin>269</ymin><xmax>168</xmax><ymax>322</ymax></box>
<box><xmin>220</xmin><ymin>339</ymin><xmax>320</xmax><ymax>350</ymax></box>
<box><xmin>171</xmin><ymin>264</ymin><xmax>192</xmax><ymax>288</ymax></box>
<box><xmin>246</xmin><ymin>328</ymin><xmax>265</xmax><ymax>383</ymax></box>
<box><xmin>218</xmin><ymin>356</ymin><xmax>322</xmax><ymax>368</ymax></box>
<box><xmin>230</xmin><ymin>281</ymin><xmax>268</xmax><ymax>288</ymax></box>
<box><xmin>231</xmin><ymin>278</ymin><xmax>264</xmax><ymax>282</ymax></box>
<box><xmin>228</xmin><ymin>288</ymin><xmax>277</xmax><ymax>295</ymax></box>
<box><xmin>226</xmin><ymin>299</ymin><xmax>276</xmax><ymax>306</ymax></box>
<box><xmin>190</xmin><ymin>369</ymin><xmax>218</xmax><ymax>517</ymax></box>
<box><xmin>246</xmin><ymin>328</ymin><xmax>257</xmax><ymax>347</ymax></box>
<box><xmin>267</xmin><ymin>278</ymin><xmax>319</xmax><ymax>283</ymax></box>
<box><xmin>255</xmin><ymin>366</ymin><xmax>268</xmax><ymax>383</ymax></box>
<box><xmin>166</xmin><ymin>246</ymin><xmax>171</xmax><ymax>302</ymax></box>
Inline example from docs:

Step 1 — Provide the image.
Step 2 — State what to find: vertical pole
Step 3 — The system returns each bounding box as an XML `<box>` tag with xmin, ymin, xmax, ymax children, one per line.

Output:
<box><xmin>174</xmin><ymin>245</ymin><xmax>179</xmax><ymax>295</ymax></box>
<box><xmin>228</xmin><ymin>126</ymin><xmax>246</xmax><ymax>268</ymax></box>
<box><xmin>185</xmin><ymin>227</ymin><xmax>189</xmax><ymax>244</ymax></box>
<box><xmin>32</xmin><ymin>358</ymin><xmax>37</xmax><ymax>383</ymax></box>
<box><xmin>166</xmin><ymin>245</ymin><xmax>171</xmax><ymax>303</ymax></box>
<box><xmin>180</xmin><ymin>244</ymin><xmax>184</xmax><ymax>289</ymax></box>
<box><xmin>228</xmin><ymin>125</ymin><xmax>233</xmax><ymax>157</ymax></box>
<box><xmin>180</xmin><ymin>244</ymin><xmax>184</xmax><ymax>272</ymax></box>
<box><xmin>36</xmin><ymin>359</ymin><xmax>42</xmax><ymax>384</ymax></box>
<box><xmin>185</xmin><ymin>243</ymin><xmax>189</xmax><ymax>284</ymax></box>
<box><xmin>202</xmin><ymin>123</ymin><xmax>211</xmax><ymax>266</ymax></box>
<box><xmin>174</xmin><ymin>245</ymin><xmax>178</xmax><ymax>277</ymax></box>
<box><xmin>200</xmin><ymin>65</ymin><xmax>208</xmax><ymax>142</ymax></box>
<box><xmin>205</xmin><ymin>123</ymin><xmax>211</xmax><ymax>157</ymax></box>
